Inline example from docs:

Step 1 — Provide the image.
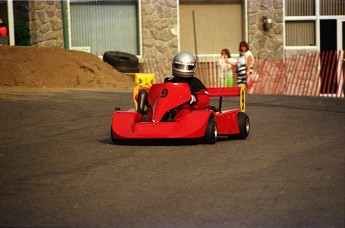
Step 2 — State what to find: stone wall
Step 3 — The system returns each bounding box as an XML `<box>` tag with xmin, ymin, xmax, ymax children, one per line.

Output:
<box><xmin>140</xmin><ymin>0</ymin><xmax>178</xmax><ymax>78</ymax></box>
<box><xmin>28</xmin><ymin>0</ymin><xmax>64</xmax><ymax>47</ymax></box>
<box><xmin>247</xmin><ymin>0</ymin><xmax>284</xmax><ymax>59</ymax></box>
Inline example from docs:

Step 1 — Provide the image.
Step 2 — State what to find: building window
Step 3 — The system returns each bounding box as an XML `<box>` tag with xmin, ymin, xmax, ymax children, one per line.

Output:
<box><xmin>69</xmin><ymin>0</ymin><xmax>139</xmax><ymax>56</ymax></box>
<box><xmin>285</xmin><ymin>0</ymin><xmax>345</xmax><ymax>48</ymax></box>
<box><xmin>285</xmin><ymin>0</ymin><xmax>316</xmax><ymax>47</ymax></box>
<box><xmin>285</xmin><ymin>0</ymin><xmax>315</xmax><ymax>16</ymax></box>
<box><xmin>285</xmin><ymin>21</ymin><xmax>316</xmax><ymax>46</ymax></box>
<box><xmin>286</xmin><ymin>0</ymin><xmax>345</xmax><ymax>16</ymax></box>
<box><xmin>320</xmin><ymin>0</ymin><xmax>345</xmax><ymax>15</ymax></box>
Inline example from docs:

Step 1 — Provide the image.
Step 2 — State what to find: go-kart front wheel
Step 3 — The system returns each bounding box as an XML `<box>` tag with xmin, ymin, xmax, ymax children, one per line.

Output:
<box><xmin>204</xmin><ymin>117</ymin><xmax>217</xmax><ymax>144</ymax></box>
<box><xmin>111</xmin><ymin>127</ymin><xmax>123</xmax><ymax>144</ymax></box>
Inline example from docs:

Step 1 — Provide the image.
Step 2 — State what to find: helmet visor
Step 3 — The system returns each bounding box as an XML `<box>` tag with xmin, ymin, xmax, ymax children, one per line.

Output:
<box><xmin>173</xmin><ymin>62</ymin><xmax>195</xmax><ymax>71</ymax></box>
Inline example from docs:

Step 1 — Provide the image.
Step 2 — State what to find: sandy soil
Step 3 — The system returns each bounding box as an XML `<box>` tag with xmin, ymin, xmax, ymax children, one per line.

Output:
<box><xmin>0</xmin><ymin>46</ymin><xmax>136</xmax><ymax>92</ymax></box>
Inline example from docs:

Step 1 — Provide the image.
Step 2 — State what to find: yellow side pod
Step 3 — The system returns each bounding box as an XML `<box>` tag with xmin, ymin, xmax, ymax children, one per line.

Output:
<box><xmin>133</xmin><ymin>73</ymin><xmax>155</xmax><ymax>110</ymax></box>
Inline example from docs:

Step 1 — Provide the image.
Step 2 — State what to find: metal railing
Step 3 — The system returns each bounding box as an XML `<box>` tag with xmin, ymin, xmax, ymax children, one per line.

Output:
<box><xmin>247</xmin><ymin>51</ymin><xmax>344</xmax><ymax>97</ymax></box>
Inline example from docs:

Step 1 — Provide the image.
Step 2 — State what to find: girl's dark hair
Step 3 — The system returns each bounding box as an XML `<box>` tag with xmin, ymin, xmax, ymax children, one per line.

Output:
<box><xmin>239</xmin><ymin>41</ymin><xmax>249</xmax><ymax>51</ymax></box>
<box><xmin>221</xmin><ymin>48</ymin><xmax>231</xmax><ymax>58</ymax></box>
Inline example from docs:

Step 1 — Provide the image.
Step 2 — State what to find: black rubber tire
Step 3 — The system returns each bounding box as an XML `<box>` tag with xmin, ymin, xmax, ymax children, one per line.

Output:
<box><xmin>204</xmin><ymin>118</ymin><xmax>217</xmax><ymax>144</ymax></box>
<box><xmin>111</xmin><ymin>127</ymin><xmax>123</xmax><ymax>145</ymax></box>
<box><xmin>103</xmin><ymin>51</ymin><xmax>139</xmax><ymax>68</ymax></box>
<box><xmin>113</xmin><ymin>65</ymin><xmax>140</xmax><ymax>73</ymax></box>
<box><xmin>237</xmin><ymin>112</ymin><xmax>250</xmax><ymax>139</ymax></box>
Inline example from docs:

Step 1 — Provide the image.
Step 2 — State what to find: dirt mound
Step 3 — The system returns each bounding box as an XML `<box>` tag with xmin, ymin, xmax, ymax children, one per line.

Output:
<box><xmin>0</xmin><ymin>46</ymin><xmax>136</xmax><ymax>91</ymax></box>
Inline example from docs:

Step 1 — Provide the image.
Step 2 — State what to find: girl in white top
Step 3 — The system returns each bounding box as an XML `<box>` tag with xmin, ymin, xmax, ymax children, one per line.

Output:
<box><xmin>237</xmin><ymin>41</ymin><xmax>254</xmax><ymax>86</ymax></box>
<box><xmin>218</xmin><ymin>48</ymin><xmax>237</xmax><ymax>87</ymax></box>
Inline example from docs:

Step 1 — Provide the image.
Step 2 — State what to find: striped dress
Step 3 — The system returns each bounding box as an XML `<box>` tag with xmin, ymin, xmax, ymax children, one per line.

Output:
<box><xmin>236</xmin><ymin>50</ymin><xmax>254</xmax><ymax>85</ymax></box>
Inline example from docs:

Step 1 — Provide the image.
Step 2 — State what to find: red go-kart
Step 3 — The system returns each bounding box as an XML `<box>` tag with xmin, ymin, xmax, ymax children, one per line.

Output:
<box><xmin>111</xmin><ymin>82</ymin><xmax>250</xmax><ymax>144</ymax></box>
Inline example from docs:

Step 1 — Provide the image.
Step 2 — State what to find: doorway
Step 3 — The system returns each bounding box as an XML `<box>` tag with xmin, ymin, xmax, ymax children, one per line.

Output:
<box><xmin>320</xmin><ymin>19</ymin><xmax>337</xmax><ymax>94</ymax></box>
<box><xmin>179</xmin><ymin>0</ymin><xmax>243</xmax><ymax>55</ymax></box>
<box><xmin>320</xmin><ymin>19</ymin><xmax>345</xmax><ymax>95</ymax></box>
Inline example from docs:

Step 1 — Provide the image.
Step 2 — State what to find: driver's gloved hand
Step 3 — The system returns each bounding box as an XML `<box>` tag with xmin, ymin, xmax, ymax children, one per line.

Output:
<box><xmin>190</xmin><ymin>95</ymin><xmax>196</xmax><ymax>105</ymax></box>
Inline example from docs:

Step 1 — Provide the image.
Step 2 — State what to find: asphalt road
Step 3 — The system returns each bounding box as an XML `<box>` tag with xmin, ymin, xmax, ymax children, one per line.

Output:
<box><xmin>0</xmin><ymin>89</ymin><xmax>344</xmax><ymax>227</ymax></box>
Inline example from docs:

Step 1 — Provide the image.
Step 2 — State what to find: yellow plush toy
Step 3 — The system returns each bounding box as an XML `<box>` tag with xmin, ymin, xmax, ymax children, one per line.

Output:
<box><xmin>133</xmin><ymin>73</ymin><xmax>155</xmax><ymax>110</ymax></box>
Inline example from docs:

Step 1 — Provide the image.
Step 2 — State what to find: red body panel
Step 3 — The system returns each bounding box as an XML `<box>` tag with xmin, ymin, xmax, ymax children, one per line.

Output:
<box><xmin>214</xmin><ymin>110</ymin><xmax>240</xmax><ymax>135</ymax></box>
<box><xmin>148</xmin><ymin>83</ymin><xmax>191</xmax><ymax>122</ymax></box>
<box><xmin>112</xmin><ymin>110</ymin><xmax>212</xmax><ymax>139</ymax></box>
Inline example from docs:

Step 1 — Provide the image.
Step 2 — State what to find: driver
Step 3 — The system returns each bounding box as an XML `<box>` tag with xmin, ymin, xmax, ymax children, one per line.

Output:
<box><xmin>137</xmin><ymin>51</ymin><xmax>210</xmax><ymax>122</ymax></box>
<box><xmin>164</xmin><ymin>51</ymin><xmax>210</xmax><ymax>121</ymax></box>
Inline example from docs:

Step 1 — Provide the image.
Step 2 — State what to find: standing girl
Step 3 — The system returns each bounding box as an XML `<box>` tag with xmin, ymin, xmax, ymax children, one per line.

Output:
<box><xmin>236</xmin><ymin>41</ymin><xmax>254</xmax><ymax>86</ymax></box>
<box><xmin>218</xmin><ymin>48</ymin><xmax>237</xmax><ymax>87</ymax></box>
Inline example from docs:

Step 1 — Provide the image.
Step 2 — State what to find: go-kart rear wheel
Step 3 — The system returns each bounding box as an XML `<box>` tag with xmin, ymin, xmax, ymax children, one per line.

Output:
<box><xmin>204</xmin><ymin>118</ymin><xmax>217</xmax><ymax>144</ymax></box>
<box><xmin>237</xmin><ymin>112</ymin><xmax>250</xmax><ymax>139</ymax></box>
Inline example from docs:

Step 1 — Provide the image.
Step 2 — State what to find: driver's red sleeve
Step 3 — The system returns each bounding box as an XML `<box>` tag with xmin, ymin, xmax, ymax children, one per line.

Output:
<box><xmin>194</xmin><ymin>90</ymin><xmax>210</xmax><ymax>109</ymax></box>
